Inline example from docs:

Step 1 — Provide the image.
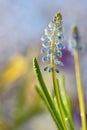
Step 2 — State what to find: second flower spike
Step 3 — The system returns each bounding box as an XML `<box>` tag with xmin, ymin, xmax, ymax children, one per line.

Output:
<box><xmin>69</xmin><ymin>25</ymin><xmax>83</xmax><ymax>54</ymax></box>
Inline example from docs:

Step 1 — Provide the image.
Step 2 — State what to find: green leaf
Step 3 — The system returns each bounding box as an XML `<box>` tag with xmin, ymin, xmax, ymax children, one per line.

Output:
<box><xmin>33</xmin><ymin>57</ymin><xmax>64</xmax><ymax>130</ymax></box>
<box><xmin>35</xmin><ymin>85</ymin><xmax>62</xmax><ymax>130</ymax></box>
<box><xmin>53</xmin><ymin>77</ymin><xmax>69</xmax><ymax>130</ymax></box>
<box><xmin>58</xmin><ymin>76</ymin><xmax>75</xmax><ymax>130</ymax></box>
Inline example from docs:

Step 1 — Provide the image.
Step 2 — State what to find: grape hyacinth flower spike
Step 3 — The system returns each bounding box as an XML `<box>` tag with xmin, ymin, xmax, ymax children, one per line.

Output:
<box><xmin>33</xmin><ymin>13</ymin><xmax>76</xmax><ymax>130</ymax></box>
<box><xmin>69</xmin><ymin>26</ymin><xmax>87</xmax><ymax>130</ymax></box>
<box><xmin>41</xmin><ymin>12</ymin><xmax>65</xmax><ymax>73</ymax></box>
<box><xmin>69</xmin><ymin>25</ymin><xmax>83</xmax><ymax>54</ymax></box>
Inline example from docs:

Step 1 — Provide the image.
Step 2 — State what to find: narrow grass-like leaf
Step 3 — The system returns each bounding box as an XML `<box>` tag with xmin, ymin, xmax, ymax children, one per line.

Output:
<box><xmin>53</xmin><ymin>76</ymin><xmax>69</xmax><ymax>130</ymax></box>
<box><xmin>33</xmin><ymin>57</ymin><xmax>64</xmax><ymax>130</ymax></box>
<box><xmin>58</xmin><ymin>76</ymin><xmax>75</xmax><ymax>130</ymax></box>
<box><xmin>58</xmin><ymin>76</ymin><xmax>72</xmax><ymax>116</ymax></box>
<box><xmin>35</xmin><ymin>85</ymin><xmax>62</xmax><ymax>130</ymax></box>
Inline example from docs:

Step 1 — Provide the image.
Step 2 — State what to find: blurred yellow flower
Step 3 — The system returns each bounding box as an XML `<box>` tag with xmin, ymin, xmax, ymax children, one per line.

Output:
<box><xmin>0</xmin><ymin>55</ymin><xmax>28</xmax><ymax>88</ymax></box>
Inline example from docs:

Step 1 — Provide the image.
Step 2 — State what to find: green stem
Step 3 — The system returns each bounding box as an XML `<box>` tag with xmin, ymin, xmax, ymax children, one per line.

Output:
<box><xmin>51</xmin><ymin>39</ymin><xmax>69</xmax><ymax>130</ymax></box>
<box><xmin>58</xmin><ymin>76</ymin><xmax>75</xmax><ymax>130</ymax></box>
<box><xmin>35</xmin><ymin>86</ymin><xmax>63</xmax><ymax>130</ymax></box>
<box><xmin>74</xmin><ymin>50</ymin><xmax>86</xmax><ymax>130</ymax></box>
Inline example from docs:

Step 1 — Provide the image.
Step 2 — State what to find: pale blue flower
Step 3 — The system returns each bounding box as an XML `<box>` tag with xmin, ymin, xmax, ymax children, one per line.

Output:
<box><xmin>69</xmin><ymin>26</ymin><xmax>83</xmax><ymax>54</ymax></box>
<box><xmin>41</xmin><ymin>13</ymin><xmax>65</xmax><ymax>73</ymax></box>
